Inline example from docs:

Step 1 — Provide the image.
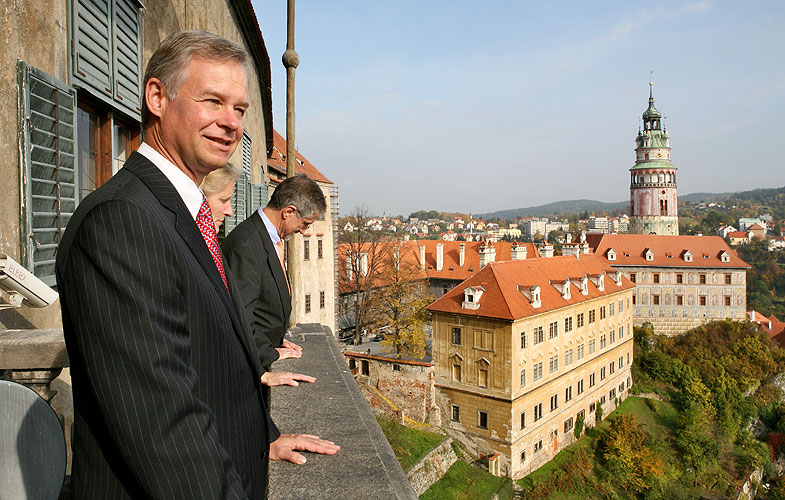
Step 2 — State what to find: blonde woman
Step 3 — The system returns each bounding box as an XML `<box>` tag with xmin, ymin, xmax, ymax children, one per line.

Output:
<box><xmin>201</xmin><ymin>162</ymin><xmax>242</xmax><ymax>231</ymax></box>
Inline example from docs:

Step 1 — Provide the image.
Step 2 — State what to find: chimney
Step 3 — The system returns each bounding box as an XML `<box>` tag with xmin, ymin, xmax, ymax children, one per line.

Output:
<box><xmin>580</xmin><ymin>230</ymin><xmax>587</xmax><ymax>244</ymax></box>
<box><xmin>539</xmin><ymin>243</ymin><xmax>554</xmax><ymax>258</ymax></box>
<box><xmin>562</xmin><ymin>244</ymin><xmax>579</xmax><ymax>258</ymax></box>
<box><xmin>459</xmin><ymin>243</ymin><xmax>465</xmax><ymax>267</ymax></box>
<box><xmin>436</xmin><ymin>243</ymin><xmax>444</xmax><ymax>271</ymax></box>
<box><xmin>566</xmin><ymin>233</ymin><xmax>572</xmax><ymax>244</ymax></box>
<box><xmin>419</xmin><ymin>245</ymin><xmax>426</xmax><ymax>269</ymax></box>
<box><xmin>511</xmin><ymin>242</ymin><xmax>527</xmax><ymax>260</ymax></box>
<box><xmin>360</xmin><ymin>253</ymin><xmax>368</xmax><ymax>276</ymax></box>
<box><xmin>479</xmin><ymin>240</ymin><xmax>496</xmax><ymax>268</ymax></box>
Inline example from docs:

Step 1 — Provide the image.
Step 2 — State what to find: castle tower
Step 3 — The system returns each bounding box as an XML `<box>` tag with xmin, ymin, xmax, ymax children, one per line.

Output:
<box><xmin>629</xmin><ymin>82</ymin><xmax>679</xmax><ymax>235</ymax></box>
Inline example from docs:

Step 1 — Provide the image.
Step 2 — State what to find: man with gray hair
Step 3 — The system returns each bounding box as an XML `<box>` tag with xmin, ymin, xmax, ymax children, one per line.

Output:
<box><xmin>223</xmin><ymin>174</ymin><xmax>326</xmax><ymax>370</ymax></box>
<box><xmin>57</xmin><ymin>31</ymin><xmax>337</xmax><ymax>500</ymax></box>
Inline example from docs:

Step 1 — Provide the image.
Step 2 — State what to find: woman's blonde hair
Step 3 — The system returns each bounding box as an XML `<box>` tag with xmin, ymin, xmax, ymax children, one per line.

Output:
<box><xmin>201</xmin><ymin>163</ymin><xmax>242</xmax><ymax>196</ymax></box>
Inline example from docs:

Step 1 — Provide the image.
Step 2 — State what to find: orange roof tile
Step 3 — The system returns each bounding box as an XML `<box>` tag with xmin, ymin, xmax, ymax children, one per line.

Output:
<box><xmin>728</xmin><ymin>231</ymin><xmax>749</xmax><ymax>239</ymax></box>
<box><xmin>426</xmin><ymin>254</ymin><xmax>633</xmax><ymax>321</ymax></box>
<box><xmin>267</xmin><ymin>130</ymin><xmax>332</xmax><ymax>184</ymax></box>
<box><xmin>336</xmin><ymin>240</ymin><xmax>541</xmax><ymax>294</ymax></box>
<box><xmin>586</xmin><ymin>234</ymin><xmax>750</xmax><ymax>269</ymax></box>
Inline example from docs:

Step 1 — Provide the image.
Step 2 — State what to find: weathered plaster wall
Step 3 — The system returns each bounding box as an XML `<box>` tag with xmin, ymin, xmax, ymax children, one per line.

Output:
<box><xmin>0</xmin><ymin>0</ymin><xmax>69</xmax><ymax>328</ymax></box>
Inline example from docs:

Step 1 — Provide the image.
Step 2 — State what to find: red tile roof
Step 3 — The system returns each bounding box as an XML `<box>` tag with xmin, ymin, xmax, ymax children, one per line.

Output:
<box><xmin>749</xmin><ymin>311</ymin><xmax>785</xmax><ymax>347</ymax></box>
<box><xmin>426</xmin><ymin>254</ymin><xmax>633</xmax><ymax>321</ymax></box>
<box><xmin>586</xmin><ymin>234</ymin><xmax>750</xmax><ymax>269</ymax></box>
<box><xmin>414</xmin><ymin>240</ymin><xmax>540</xmax><ymax>281</ymax></box>
<box><xmin>336</xmin><ymin>240</ymin><xmax>540</xmax><ymax>294</ymax></box>
<box><xmin>728</xmin><ymin>231</ymin><xmax>749</xmax><ymax>239</ymax></box>
<box><xmin>267</xmin><ymin>130</ymin><xmax>332</xmax><ymax>184</ymax></box>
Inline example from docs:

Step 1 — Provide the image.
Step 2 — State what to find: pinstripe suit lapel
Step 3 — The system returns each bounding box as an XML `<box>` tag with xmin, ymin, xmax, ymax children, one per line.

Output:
<box><xmin>123</xmin><ymin>153</ymin><xmax>260</xmax><ymax>372</ymax></box>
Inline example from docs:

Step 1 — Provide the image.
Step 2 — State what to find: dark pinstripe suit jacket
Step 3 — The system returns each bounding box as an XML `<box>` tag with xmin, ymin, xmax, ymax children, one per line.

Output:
<box><xmin>222</xmin><ymin>212</ymin><xmax>292</xmax><ymax>370</ymax></box>
<box><xmin>56</xmin><ymin>152</ymin><xmax>279</xmax><ymax>500</ymax></box>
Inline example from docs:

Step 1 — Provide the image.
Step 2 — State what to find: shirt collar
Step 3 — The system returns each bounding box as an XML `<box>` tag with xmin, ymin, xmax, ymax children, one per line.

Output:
<box><xmin>258</xmin><ymin>207</ymin><xmax>282</xmax><ymax>246</ymax></box>
<box><xmin>137</xmin><ymin>142</ymin><xmax>203</xmax><ymax>220</ymax></box>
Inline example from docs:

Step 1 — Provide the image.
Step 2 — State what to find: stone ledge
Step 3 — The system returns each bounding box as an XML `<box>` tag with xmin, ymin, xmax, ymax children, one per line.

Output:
<box><xmin>269</xmin><ymin>325</ymin><xmax>418</xmax><ymax>500</ymax></box>
<box><xmin>0</xmin><ymin>329</ymin><xmax>69</xmax><ymax>369</ymax></box>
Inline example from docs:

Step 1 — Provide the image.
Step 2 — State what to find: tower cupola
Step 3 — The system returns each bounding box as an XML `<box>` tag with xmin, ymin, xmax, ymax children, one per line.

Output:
<box><xmin>629</xmin><ymin>80</ymin><xmax>679</xmax><ymax>235</ymax></box>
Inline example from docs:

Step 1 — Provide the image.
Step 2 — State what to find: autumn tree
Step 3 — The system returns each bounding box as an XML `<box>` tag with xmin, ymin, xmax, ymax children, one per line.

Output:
<box><xmin>338</xmin><ymin>206</ymin><xmax>388</xmax><ymax>345</ymax></box>
<box><xmin>596</xmin><ymin>414</ymin><xmax>666</xmax><ymax>495</ymax></box>
<box><xmin>369</xmin><ymin>240</ymin><xmax>432</xmax><ymax>359</ymax></box>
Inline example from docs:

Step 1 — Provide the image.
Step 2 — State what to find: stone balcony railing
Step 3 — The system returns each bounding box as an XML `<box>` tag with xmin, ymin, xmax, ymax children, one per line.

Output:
<box><xmin>0</xmin><ymin>325</ymin><xmax>417</xmax><ymax>500</ymax></box>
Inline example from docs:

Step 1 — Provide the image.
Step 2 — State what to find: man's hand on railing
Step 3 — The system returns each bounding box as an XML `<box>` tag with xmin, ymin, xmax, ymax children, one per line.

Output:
<box><xmin>270</xmin><ymin>433</ymin><xmax>340</xmax><ymax>464</ymax></box>
<box><xmin>261</xmin><ymin>372</ymin><xmax>315</xmax><ymax>387</ymax></box>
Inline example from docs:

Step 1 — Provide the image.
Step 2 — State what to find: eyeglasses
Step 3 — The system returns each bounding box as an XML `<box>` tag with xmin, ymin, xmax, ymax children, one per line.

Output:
<box><xmin>294</xmin><ymin>208</ymin><xmax>316</xmax><ymax>230</ymax></box>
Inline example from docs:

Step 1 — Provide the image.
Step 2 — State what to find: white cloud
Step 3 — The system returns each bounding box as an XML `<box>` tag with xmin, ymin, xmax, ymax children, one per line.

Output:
<box><xmin>685</xmin><ymin>1</ymin><xmax>712</xmax><ymax>14</ymax></box>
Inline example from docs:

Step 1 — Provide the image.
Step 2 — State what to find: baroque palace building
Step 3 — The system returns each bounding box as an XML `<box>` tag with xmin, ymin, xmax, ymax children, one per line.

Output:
<box><xmin>629</xmin><ymin>82</ymin><xmax>679</xmax><ymax>235</ymax></box>
<box><xmin>587</xmin><ymin>234</ymin><xmax>750</xmax><ymax>335</ymax></box>
<box><xmin>427</xmin><ymin>254</ymin><xmax>634</xmax><ymax>478</ymax></box>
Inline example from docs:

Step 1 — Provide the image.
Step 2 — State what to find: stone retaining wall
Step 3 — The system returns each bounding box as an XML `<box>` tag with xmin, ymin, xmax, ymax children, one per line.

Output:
<box><xmin>406</xmin><ymin>438</ymin><xmax>457</xmax><ymax>496</ymax></box>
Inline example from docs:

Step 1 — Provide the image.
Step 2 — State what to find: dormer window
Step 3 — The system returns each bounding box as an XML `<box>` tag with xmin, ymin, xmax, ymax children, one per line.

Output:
<box><xmin>462</xmin><ymin>286</ymin><xmax>485</xmax><ymax>310</ymax></box>
<box><xmin>683</xmin><ymin>250</ymin><xmax>693</xmax><ymax>263</ymax></box>
<box><xmin>588</xmin><ymin>273</ymin><xmax>605</xmax><ymax>291</ymax></box>
<box><xmin>719</xmin><ymin>251</ymin><xmax>730</xmax><ymax>263</ymax></box>
<box><xmin>607</xmin><ymin>270</ymin><xmax>623</xmax><ymax>286</ymax></box>
<box><xmin>518</xmin><ymin>285</ymin><xmax>541</xmax><ymax>308</ymax></box>
<box><xmin>581</xmin><ymin>277</ymin><xmax>589</xmax><ymax>295</ymax></box>
<box><xmin>550</xmin><ymin>279</ymin><xmax>571</xmax><ymax>300</ymax></box>
<box><xmin>607</xmin><ymin>249</ymin><xmax>616</xmax><ymax>261</ymax></box>
<box><xmin>644</xmin><ymin>249</ymin><xmax>654</xmax><ymax>261</ymax></box>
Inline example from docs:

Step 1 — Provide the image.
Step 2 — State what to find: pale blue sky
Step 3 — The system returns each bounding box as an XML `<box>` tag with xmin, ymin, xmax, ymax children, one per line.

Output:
<box><xmin>251</xmin><ymin>0</ymin><xmax>785</xmax><ymax>217</ymax></box>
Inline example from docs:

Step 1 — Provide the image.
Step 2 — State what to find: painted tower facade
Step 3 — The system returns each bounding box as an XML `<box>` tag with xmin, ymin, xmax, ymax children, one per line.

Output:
<box><xmin>629</xmin><ymin>83</ymin><xmax>679</xmax><ymax>235</ymax></box>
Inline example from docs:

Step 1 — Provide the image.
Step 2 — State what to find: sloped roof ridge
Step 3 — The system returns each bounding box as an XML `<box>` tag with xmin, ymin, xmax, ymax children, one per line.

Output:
<box><xmin>487</xmin><ymin>263</ymin><xmax>514</xmax><ymax>320</ymax></box>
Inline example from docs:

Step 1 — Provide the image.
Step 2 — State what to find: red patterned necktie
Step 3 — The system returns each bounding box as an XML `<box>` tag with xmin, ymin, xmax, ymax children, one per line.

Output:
<box><xmin>196</xmin><ymin>196</ymin><xmax>228</xmax><ymax>292</ymax></box>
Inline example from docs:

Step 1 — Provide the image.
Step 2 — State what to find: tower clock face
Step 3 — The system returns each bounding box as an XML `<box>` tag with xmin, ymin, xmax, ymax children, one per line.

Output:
<box><xmin>657</xmin><ymin>153</ymin><xmax>662</xmax><ymax>158</ymax></box>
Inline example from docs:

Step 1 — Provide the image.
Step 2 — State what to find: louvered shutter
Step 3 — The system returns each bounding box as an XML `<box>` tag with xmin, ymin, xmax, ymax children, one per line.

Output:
<box><xmin>72</xmin><ymin>0</ymin><xmax>142</xmax><ymax>120</ymax></box>
<box><xmin>72</xmin><ymin>0</ymin><xmax>113</xmax><ymax>100</ymax></box>
<box><xmin>18</xmin><ymin>62</ymin><xmax>78</xmax><ymax>286</ymax></box>
<box><xmin>248</xmin><ymin>182</ymin><xmax>268</xmax><ymax>215</ymax></box>
<box><xmin>111</xmin><ymin>0</ymin><xmax>143</xmax><ymax>119</ymax></box>
<box><xmin>220</xmin><ymin>134</ymin><xmax>252</xmax><ymax>236</ymax></box>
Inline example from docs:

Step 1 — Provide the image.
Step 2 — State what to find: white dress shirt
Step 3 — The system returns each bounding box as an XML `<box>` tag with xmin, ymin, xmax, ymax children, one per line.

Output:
<box><xmin>257</xmin><ymin>207</ymin><xmax>283</xmax><ymax>258</ymax></box>
<box><xmin>138</xmin><ymin>142</ymin><xmax>203</xmax><ymax>220</ymax></box>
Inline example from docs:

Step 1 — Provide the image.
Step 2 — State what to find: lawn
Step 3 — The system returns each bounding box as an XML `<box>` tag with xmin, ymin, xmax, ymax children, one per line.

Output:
<box><xmin>419</xmin><ymin>460</ymin><xmax>512</xmax><ymax>500</ymax></box>
<box><xmin>375</xmin><ymin>416</ymin><xmax>445</xmax><ymax>470</ymax></box>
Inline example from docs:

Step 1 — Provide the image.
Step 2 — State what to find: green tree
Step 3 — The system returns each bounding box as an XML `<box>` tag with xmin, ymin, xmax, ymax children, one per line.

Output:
<box><xmin>370</xmin><ymin>241</ymin><xmax>432</xmax><ymax>359</ymax></box>
<box><xmin>674</xmin><ymin>405</ymin><xmax>719</xmax><ymax>485</ymax></box>
<box><xmin>574</xmin><ymin>412</ymin><xmax>585</xmax><ymax>439</ymax></box>
<box><xmin>595</xmin><ymin>401</ymin><xmax>603</xmax><ymax>424</ymax></box>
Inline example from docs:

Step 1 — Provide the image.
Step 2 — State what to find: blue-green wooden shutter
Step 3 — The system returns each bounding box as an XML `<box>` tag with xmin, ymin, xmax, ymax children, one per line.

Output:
<box><xmin>72</xmin><ymin>0</ymin><xmax>142</xmax><ymax>120</ymax></box>
<box><xmin>111</xmin><ymin>0</ymin><xmax>143</xmax><ymax>119</ymax></box>
<box><xmin>220</xmin><ymin>134</ymin><xmax>251</xmax><ymax>236</ymax></box>
<box><xmin>72</xmin><ymin>0</ymin><xmax>113</xmax><ymax>99</ymax></box>
<box><xmin>248</xmin><ymin>182</ymin><xmax>268</xmax><ymax>215</ymax></box>
<box><xmin>18</xmin><ymin>62</ymin><xmax>78</xmax><ymax>286</ymax></box>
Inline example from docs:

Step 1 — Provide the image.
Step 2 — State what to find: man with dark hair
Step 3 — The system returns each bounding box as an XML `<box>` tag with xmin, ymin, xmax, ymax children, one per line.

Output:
<box><xmin>56</xmin><ymin>31</ymin><xmax>337</xmax><ymax>500</ymax></box>
<box><xmin>223</xmin><ymin>174</ymin><xmax>326</xmax><ymax>370</ymax></box>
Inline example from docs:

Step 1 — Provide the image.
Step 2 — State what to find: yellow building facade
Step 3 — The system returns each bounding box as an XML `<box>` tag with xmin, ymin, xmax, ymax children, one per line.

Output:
<box><xmin>428</xmin><ymin>254</ymin><xmax>634</xmax><ymax>478</ymax></box>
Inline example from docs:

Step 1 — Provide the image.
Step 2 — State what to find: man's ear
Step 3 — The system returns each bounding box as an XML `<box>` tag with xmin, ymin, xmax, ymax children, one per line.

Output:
<box><xmin>283</xmin><ymin>205</ymin><xmax>298</xmax><ymax>219</ymax></box>
<box><xmin>145</xmin><ymin>78</ymin><xmax>167</xmax><ymax>119</ymax></box>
